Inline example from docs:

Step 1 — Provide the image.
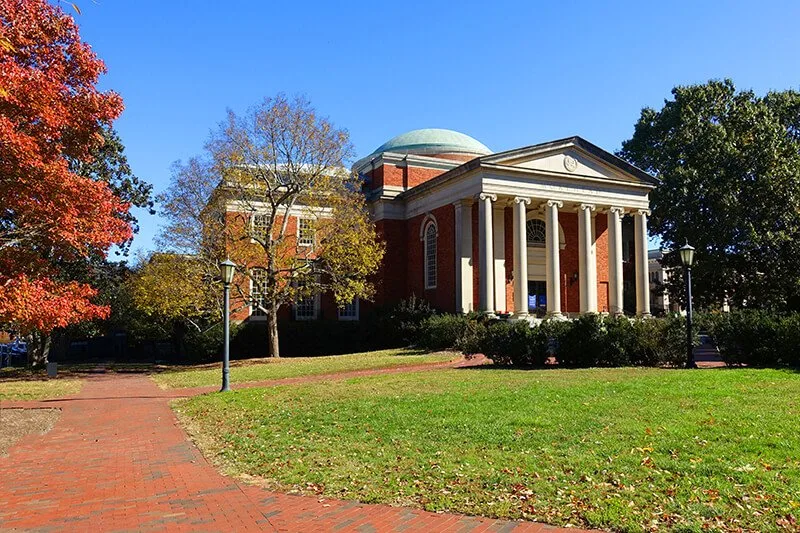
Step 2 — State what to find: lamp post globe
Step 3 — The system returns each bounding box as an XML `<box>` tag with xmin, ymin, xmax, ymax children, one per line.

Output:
<box><xmin>679</xmin><ymin>243</ymin><xmax>697</xmax><ymax>369</ymax></box>
<box><xmin>679</xmin><ymin>243</ymin><xmax>695</xmax><ymax>268</ymax></box>
<box><xmin>219</xmin><ymin>259</ymin><xmax>237</xmax><ymax>392</ymax></box>
<box><xmin>220</xmin><ymin>259</ymin><xmax>236</xmax><ymax>285</ymax></box>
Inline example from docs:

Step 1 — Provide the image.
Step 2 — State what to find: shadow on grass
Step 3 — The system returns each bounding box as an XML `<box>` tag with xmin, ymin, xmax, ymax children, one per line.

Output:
<box><xmin>456</xmin><ymin>359</ymin><xmax>800</xmax><ymax>372</ymax></box>
<box><xmin>0</xmin><ymin>348</ymin><xmax>438</xmax><ymax>382</ymax></box>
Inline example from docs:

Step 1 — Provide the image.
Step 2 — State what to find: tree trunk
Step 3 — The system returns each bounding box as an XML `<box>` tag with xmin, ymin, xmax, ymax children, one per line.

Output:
<box><xmin>267</xmin><ymin>305</ymin><xmax>280</xmax><ymax>358</ymax></box>
<box><xmin>28</xmin><ymin>332</ymin><xmax>51</xmax><ymax>368</ymax></box>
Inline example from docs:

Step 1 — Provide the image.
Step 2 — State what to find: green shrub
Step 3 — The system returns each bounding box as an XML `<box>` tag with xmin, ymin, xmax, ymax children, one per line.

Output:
<box><xmin>373</xmin><ymin>296</ymin><xmax>436</xmax><ymax>347</ymax></box>
<box><xmin>457</xmin><ymin>314</ymin><xmax>686</xmax><ymax>369</ymax></box>
<box><xmin>454</xmin><ymin>318</ymin><xmax>488</xmax><ymax>356</ymax></box>
<box><xmin>703</xmin><ymin>310</ymin><xmax>800</xmax><ymax>367</ymax></box>
<box><xmin>627</xmin><ymin>315</ymin><xmax>686</xmax><ymax>367</ymax></box>
<box><xmin>417</xmin><ymin>314</ymin><xmax>470</xmax><ymax>351</ymax></box>
<box><xmin>557</xmin><ymin>314</ymin><xmax>609</xmax><ymax>367</ymax></box>
<box><xmin>476</xmin><ymin>320</ymin><xmax>532</xmax><ymax>366</ymax></box>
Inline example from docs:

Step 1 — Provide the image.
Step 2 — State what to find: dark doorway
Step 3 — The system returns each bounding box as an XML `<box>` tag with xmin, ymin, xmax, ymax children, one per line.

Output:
<box><xmin>527</xmin><ymin>280</ymin><xmax>547</xmax><ymax>315</ymax></box>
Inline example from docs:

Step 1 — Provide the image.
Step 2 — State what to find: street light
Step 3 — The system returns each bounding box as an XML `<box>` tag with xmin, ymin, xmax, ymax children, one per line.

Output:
<box><xmin>219</xmin><ymin>259</ymin><xmax>236</xmax><ymax>392</ymax></box>
<box><xmin>679</xmin><ymin>242</ymin><xmax>696</xmax><ymax>369</ymax></box>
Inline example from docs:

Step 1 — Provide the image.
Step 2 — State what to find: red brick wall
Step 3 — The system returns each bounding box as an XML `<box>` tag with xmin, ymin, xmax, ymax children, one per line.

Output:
<box><xmin>406</xmin><ymin>204</ymin><xmax>456</xmax><ymax>312</ymax></box>
<box><xmin>560</xmin><ymin>212</ymin><xmax>580</xmax><ymax>313</ymax></box>
<box><xmin>556</xmin><ymin>210</ymin><xmax>611</xmax><ymax>314</ymax></box>
<box><xmin>366</xmin><ymin>167</ymin><xmax>383</xmax><ymax>190</ymax></box>
<box><xmin>595</xmin><ymin>213</ymin><xmax>610</xmax><ymax>313</ymax></box>
<box><xmin>373</xmin><ymin>219</ymin><xmax>408</xmax><ymax>307</ymax></box>
<box><xmin>382</xmin><ymin>164</ymin><xmax>448</xmax><ymax>189</ymax></box>
<box><xmin>225</xmin><ymin>211</ymin><xmax>334</xmax><ymax>322</ymax></box>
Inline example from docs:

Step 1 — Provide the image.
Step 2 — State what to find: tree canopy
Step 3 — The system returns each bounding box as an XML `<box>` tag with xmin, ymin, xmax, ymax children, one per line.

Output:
<box><xmin>158</xmin><ymin>95</ymin><xmax>385</xmax><ymax>357</ymax></box>
<box><xmin>618</xmin><ymin>79</ymin><xmax>800</xmax><ymax>310</ymax></box>
<box><xmin>0</xmin><ymin>0</ymin><xmax>136</xmax><ymax>363</ymax></box>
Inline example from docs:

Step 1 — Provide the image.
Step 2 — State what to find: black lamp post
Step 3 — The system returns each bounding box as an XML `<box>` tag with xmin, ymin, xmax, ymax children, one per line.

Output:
<box><xmin>219</xmin><ymin>259</ymin><xmax>236</xmax><ymax>392</ymax></box>
<box><xmin>679</xmin><ymin>243</ymin><xmax>696</xmax><ymax>369</ymax></box>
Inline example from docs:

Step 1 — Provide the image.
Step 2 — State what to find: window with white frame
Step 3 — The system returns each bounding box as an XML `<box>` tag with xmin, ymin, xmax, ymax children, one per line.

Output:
<box><xmin>424</xmin><ymin>221</ymin><xmax>437</xmax><ymax>289</ymax></box>
<box><xmin>298</xmin><ymin>218</ymin><xmax>314</xmax><ymax>246</ymax></box>
<box><xmin>252</xmin><ymin>214</ymin><xmax>269</xmax><ymax>241</ymax></box>
<box><xmin>293</xmin><ymin>278</ymin><xmax>319</xmax><ymax>320</ymax></box>
<box><xmin>250</xmin><ymin>268</ymin><xmax>268</xmax><ymax>317</ymax></box>
<box><xmin>338</xmin><ymin>298</ymin><xmax>359</xmax><ymax>321</ymax></box>
<box><xmin>294</xmin><ymin>294</ymin><xmax>318</xmax><ymax>320</ymax></box>
<box><xmin>526</xmin><ymin>219</ymin><xmax>546</xmax><ymax>247</ymax></box>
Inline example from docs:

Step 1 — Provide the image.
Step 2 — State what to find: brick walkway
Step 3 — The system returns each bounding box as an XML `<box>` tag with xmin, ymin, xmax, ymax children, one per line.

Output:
<box><xmin>0</xmin><ymin>364</ymin><xmax>593</xmax><ymax>532</ymax></box>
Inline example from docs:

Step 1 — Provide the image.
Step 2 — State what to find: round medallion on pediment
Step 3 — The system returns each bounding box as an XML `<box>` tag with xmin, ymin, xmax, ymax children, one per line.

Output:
<box><xmin>563</xmin><ymin>155</ymin><xmax>578</xmax><ymax>172</ymax></box>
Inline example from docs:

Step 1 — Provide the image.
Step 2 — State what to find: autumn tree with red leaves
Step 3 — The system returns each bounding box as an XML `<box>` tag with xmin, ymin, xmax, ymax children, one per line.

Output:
<box><xmin>0</xmin><ymin>0</ymin><xmax>133</xmax><ymax>365</ymax></box>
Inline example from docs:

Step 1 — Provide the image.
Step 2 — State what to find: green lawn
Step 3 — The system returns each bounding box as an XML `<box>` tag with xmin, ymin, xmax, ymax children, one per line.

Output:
<box><xmin>176</xmin><ymin>367</ymin><xmax>800</xmax><ymax>532</ymax></box>
<box><xmin>0</xmin><ymin>368</ymin><xmax>82</xmax><ymax>400</ymax></box>
<box><xmin>153</xmin><ymin>348</ymin><xmax>456</xmax><ymax>389</ymax></box>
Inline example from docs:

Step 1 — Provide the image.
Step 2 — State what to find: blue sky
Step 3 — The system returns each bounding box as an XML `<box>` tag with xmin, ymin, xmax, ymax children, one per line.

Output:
<box><xmin>70</xmin><ymin>0</ymin><xmax>800</xmax><ymax>256</ymax></box>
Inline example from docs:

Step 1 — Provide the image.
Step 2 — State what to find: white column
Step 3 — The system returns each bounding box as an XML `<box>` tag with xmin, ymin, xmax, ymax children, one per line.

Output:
<box><xmin>454</xmin><ymin>200</ymin><xmax>473</xmax><ymax>313</ymax></box>
<box><xmin>512</xmin><ymin>197</ymin><xmax>531</xmax><ymax>316</ymax></box>
<box><xmin>477</xmin><ymin>193</ymin><xmax>496</xmax><ymax>313</ymax></box>
<box><xmin>634</xmin><ymin>209</ymin><xmax>651</xmax><ymax>316</ymax></box>
<box><xmin>607</xmin><ymin>206</ymin><xmax>625</xmax><ymax>315</ymax></box>
<box><xmin>545</xmin><ymin>200</ymin><xmax>563</xmax><ymax>315</ymax></box>
<box><xmin>492</xmin><ymin>202</ymin><xmax>506</xmax><ymax>312</ymax></box>
<box><xmin>578</xmin><ymin>203</ymin><xmax>597</xmax><ymax>313</ymax></box>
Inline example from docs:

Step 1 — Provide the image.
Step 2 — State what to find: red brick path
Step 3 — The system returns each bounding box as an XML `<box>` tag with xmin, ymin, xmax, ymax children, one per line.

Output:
<box><xmin>0</xmin><ymin>364</ymin><xmax>594</xmax><ymax>532</ymax></box>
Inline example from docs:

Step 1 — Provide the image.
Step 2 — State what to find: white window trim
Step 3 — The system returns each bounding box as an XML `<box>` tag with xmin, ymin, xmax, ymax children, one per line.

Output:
<box><xmin>294</xmin><ymin>293</ymin><xmax>320</xmax><ymax>321</ymax></box>
<box><xmin>421</xmin><ymin>215</ymin><xmax>438</xmax><ymax>290</ymax></box>
<box><xmin>337</xmin><ymin>298</ymin><xmax>360</xmax><ymax>321</ymax></box>
<box><xmin>249</xmin><ymin>268</ymin><xmax>268</xmax><ymax>320</ymax></box>
<box><xmin>297</xmin><ymin>217</ymin><xmax>315</xmax><ymax>248</ymax></box>
<box><xmin>250</xmin><ymin>213</ymin><xmax>269</xmax><ymax>244</ymax></box>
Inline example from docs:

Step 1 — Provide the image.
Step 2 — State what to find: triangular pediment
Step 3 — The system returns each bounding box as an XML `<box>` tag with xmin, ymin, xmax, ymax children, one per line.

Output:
<box><xmin>481</xmin><ymin>136</ymin><xmax>657</xmax><ymax>187</ymax></box>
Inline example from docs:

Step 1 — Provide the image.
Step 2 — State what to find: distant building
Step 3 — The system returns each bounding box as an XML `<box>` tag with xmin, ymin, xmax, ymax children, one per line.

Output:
<box><xmin>648</xmin><ymin>248</ymin><xmax>677</xmax><ymax>314</ymax></box>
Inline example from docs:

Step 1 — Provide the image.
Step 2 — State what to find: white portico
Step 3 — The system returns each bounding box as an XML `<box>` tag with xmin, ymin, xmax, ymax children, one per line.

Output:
<box><xmin>393</xmin><ymin>136</ymin><xmax>657</xmax><ymax>317</ymax></box>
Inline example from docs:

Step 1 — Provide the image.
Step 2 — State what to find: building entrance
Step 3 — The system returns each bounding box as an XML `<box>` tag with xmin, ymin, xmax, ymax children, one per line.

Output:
<box><xmin>527</xmin><ymin>280</ymin><xmax>547</xmax><ymax>315</ymax></box>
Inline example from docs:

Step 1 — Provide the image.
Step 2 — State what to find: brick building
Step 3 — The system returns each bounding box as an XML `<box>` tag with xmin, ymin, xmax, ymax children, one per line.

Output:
<box><xmin>229</xmin><ymin>128</ymin><xmax>657</xmax><ymax>322</ymax></box>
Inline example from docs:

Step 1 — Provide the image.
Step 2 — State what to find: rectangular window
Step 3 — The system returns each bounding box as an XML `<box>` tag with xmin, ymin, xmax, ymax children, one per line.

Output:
<box><xmin>298</xmin><ymin>218</ymin><xmax>314</xmax><ymax>247</ymax></box>
<box><xmin>251</xmin><ymin>214</ymin><xmax>269</xmax><ymax>241</ymax></box>
<box><xmin>295</xmin><ymin>295</ymin><xmax>318</xmax><ymax>320</ymax></box>
<box><xmin>250</xmin><ymin>268</ymin><xmax>268</xmax><ymax>317</ymax></box>
<box><xmin>338</xmin><ymin>298</ymin><xmax>359</xmax><ymax>321</ymax></box>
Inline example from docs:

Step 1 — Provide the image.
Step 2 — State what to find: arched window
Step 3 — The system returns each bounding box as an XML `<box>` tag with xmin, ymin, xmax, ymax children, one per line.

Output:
<box><xmin>424</xmin><ymin>222</ymin><xmax>437</xmax><ymax>289</ymax></box>
<box><xmin>526</xmin><ymin>219</ymin><xmax>546</xmax><ymax>247</ymax></box>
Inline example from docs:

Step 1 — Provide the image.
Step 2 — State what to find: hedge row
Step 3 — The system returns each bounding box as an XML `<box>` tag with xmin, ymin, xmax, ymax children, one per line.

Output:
<box><xmin>416</xmin><ymin>313</ymin><xmax>688</xmax><ymax>368</ymax></box>
<box><xmin>700</xmin><ymin>310</ymin><xmax>800</xmax><ymax>367</ymax></box>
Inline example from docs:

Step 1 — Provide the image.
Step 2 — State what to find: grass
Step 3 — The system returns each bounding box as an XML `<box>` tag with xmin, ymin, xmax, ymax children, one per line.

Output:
<box><xmin>176</xmin><ymin>367</ymin><xmax>800</xmax><ymax>532</ymax></box>
<box><xmin>0</xmin><ymin>367</ymin><xmax>82</xmax><ymax>400</ymax></box>
<box><xmin>152</xmin><ymin>348</ymin><xmax>457</xmax><ymax>389</ymax></box>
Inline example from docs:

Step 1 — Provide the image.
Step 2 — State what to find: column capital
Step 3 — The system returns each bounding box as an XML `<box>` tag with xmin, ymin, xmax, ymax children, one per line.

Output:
<box><xmin>546</xmin><ymin>199</ymin><xmax>563</xmax><ymax>209</ymax></box>
<box><xmin>608</xmin><ymin>206</ymin><xmax>625</xmax><ymax>215</ymax></box>
<box><xmin>636</xmin><ymin>208</ymin><xmax>651</xmax><ymax>217</ymax></box>
<box><xmin>513</xmin><ymin>196</ymin><xmax>531</xmax><ymax>206</ymax></box>
<box><xmin>578</xmin><ymin>203</ymin><xmax>596</xmax><ymax>212</ymax></box>
<box><xmin>477</xmin><ymin>193</ymin><xmax>497</xmax><ymax>202</ymax></box>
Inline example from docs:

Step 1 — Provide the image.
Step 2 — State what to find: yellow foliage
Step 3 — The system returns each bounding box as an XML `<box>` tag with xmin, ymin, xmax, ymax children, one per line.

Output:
<box><xmin>127</xmin><ymin>253</ymin><xmax>219</xmax><ymax>322</ymax></box>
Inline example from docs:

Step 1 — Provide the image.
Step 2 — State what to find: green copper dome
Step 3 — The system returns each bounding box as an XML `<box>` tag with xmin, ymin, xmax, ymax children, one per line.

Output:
<box><xmin>370</xmin><ymin>128</ymin><xmax>492</xmax><ymax>157</ymax></box>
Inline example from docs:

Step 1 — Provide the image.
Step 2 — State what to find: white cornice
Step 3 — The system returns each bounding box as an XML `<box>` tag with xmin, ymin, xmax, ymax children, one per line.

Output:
<box><xmin>354</xmin><ymin>151</ymin><xmax>465</xmax><ymax>174</ymax></box>
<box><xmin>226</xmin><ymin>201</ymin><xmax>333</xmax><ymax>217</ymax></box>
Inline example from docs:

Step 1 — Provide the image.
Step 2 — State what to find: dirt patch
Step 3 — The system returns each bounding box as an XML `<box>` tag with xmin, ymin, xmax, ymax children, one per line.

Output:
<box><xmin>0</xmin><ymin>408</ymin><xmax>60</xmax><ymax>455</ymax></box>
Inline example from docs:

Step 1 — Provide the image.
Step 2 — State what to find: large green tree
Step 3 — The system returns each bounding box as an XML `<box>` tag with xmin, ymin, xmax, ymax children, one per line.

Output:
<box><xmin>619</xmin><ymin>79</ymin><xmax>800</xmax><ymax>310</ymax></box>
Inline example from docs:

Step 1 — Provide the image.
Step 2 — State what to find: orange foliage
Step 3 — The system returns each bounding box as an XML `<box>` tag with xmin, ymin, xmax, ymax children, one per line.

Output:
<box><xmin>0</xmin><ymin>0</ymin><xmax>131</xmax><ymax>333</ymax></box>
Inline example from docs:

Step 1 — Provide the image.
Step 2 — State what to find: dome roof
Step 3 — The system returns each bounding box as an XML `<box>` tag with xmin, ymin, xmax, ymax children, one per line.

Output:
<box><xmin>370</xmin><ymin>128</ymin><xmax>491</xmax><ymax>158</ymax></box>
